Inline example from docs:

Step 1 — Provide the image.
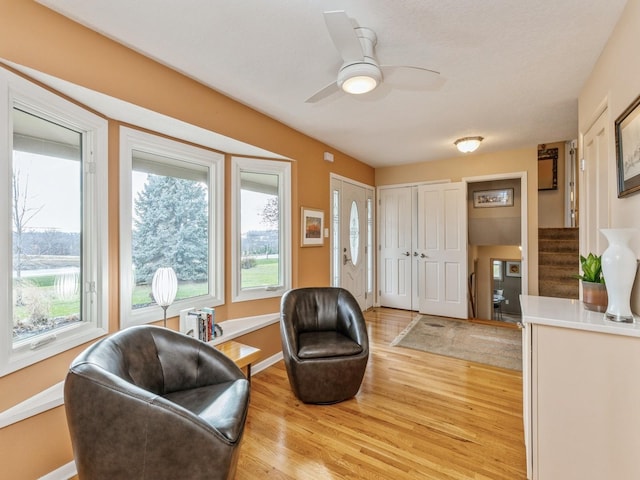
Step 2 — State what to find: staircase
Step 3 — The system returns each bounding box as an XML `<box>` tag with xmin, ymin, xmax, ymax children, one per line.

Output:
<box><xmin>538</xmin><ymin>228</ymin><xmax>579</xmax><ymax>299</ymax></box>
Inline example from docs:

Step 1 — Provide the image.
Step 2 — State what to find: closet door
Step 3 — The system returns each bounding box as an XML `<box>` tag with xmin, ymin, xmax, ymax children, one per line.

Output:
<box><xmin>378</xmin><ymin>186</ymin><xmax>415</xmax><ymax>310</ymax></box>
<box><xmin>416</xmin><ymin>182</ymin><xmax>468</xmax><ymax>318</ymax></box>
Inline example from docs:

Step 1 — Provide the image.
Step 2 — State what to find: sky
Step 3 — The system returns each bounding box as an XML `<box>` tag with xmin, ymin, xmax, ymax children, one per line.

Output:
<box><xmin>13</xmin><ymin>151</ymin><xmax>80</xmax><ymax>232</ymax></box>
<box><xmin>13</xmin><ymin>152</ymin><xmax>272</xmax><ymax>234</ymax></box>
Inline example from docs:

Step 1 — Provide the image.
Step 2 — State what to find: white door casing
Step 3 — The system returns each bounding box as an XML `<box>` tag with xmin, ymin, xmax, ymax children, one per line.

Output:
<box><xmin>580</xmin><ymin>109</ymin><xmax>609</xmax><ymax>258</ymax></box>
<box><xmin>416</xmin><ymin>182</ymin><xmax>468</xmax><ymax>318</ymax></box>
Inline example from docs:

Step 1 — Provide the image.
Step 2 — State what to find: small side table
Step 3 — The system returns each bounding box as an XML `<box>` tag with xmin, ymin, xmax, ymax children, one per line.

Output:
<box><xmin>215</xmin><ymin>340</ymin><xmax>261</xmax><ymax>382</ymax></box>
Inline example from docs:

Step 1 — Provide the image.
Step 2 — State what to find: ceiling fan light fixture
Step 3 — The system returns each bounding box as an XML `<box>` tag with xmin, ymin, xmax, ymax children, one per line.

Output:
<box><xmin>338</xmin><ymin>62</ymin><xmax>381</xmax><ymax>95</ymax></box>
<box><xmin>454</xmin><ymin>136</ymin><xmax>484</xmax><ymax>153</ymax></box>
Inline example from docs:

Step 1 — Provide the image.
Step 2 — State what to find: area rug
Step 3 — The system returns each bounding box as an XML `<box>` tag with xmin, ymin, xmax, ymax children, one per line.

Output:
<box><xmin>392</xmin><ymin>315</ymin><xmax>522</xmax><ymax>371</ymax></box>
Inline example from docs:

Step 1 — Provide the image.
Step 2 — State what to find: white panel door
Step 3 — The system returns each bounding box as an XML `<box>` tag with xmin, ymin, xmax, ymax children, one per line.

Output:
<box><xmin>378</xmin><ymin>187</ymin><xmax>414</xmax><ymax>309</ymax></box>
<box><xmin>417</xmin><ymin>182</ymin><xmax>468</xmax><ymax>318</ymax></box>
<box><xmin>581</xmin><ymin>110</ymin><xmax>609</xmax><ymax>257</ymax></box>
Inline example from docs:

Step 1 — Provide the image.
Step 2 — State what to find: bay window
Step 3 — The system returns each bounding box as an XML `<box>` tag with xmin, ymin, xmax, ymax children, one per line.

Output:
<box><xmin>120</xmin><ymin>127</ymin><xmax>223</xmax><ymax>327</ymax></box>
<box><xmin>0</xmin><ymin>67</ymin><xmax>108</xmax><ymax>375</ymax></box>
<box><xmin>231</xmin><ymin>157</ymin><xmax>291</xmax><ymax>302</ymax></box>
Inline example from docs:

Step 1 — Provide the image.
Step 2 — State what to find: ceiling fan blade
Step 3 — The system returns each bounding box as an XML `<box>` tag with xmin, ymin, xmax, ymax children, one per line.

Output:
<box><xmin>324</xmin><ymin>10</ymin><xmax>363</xmax><ymax>63</ymax></box>
<box><xmin>305</xmin><ymin>81</ymin><xmax>341</xmax><ymax>103</ymax></box>
<box><xmin>380</xmin><ymin>65</ymin><xmax>445</xmax><ymax>91</ymax></box>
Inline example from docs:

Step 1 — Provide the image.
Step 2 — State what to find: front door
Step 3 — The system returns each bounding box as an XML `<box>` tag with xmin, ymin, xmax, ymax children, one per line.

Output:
<box><xmin>331</xmin><ymin>176</ymin><xmax>374</xmax><ymax>310</ymax></box>
<box><xmin>416</xmin><ymin>182</ymin><xmax>468</xmax><ymax>318</ymax></box>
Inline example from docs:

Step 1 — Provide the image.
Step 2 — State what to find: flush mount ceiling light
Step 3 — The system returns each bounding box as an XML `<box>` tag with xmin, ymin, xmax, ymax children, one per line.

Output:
<box><xmin>454</xmin><ymin>136</ymin><xmax>484</xmax><ymax>153</ymax></box>
<box><xmin>338</xmin><ymin>62</ymin><xmax>382</xmax><ymax>95</ymax></box>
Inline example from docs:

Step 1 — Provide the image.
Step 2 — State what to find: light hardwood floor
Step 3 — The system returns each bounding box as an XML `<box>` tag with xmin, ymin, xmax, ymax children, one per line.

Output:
<box><xmin>237</xmin><ymin>308</ymin><xmax>526</xmax><ymax>479</ymax></box>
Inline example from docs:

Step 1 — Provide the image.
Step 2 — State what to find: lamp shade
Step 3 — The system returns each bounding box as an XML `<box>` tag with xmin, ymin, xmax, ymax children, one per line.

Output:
<box><xmin>151</xmin><ymin>267</ymin><xmax>177</xmax><ymax>308</ymax></box>
<box><xmin>454</xmin><ymin>136</ymin><xmax>484</xmax><ymax>153</ymax></box>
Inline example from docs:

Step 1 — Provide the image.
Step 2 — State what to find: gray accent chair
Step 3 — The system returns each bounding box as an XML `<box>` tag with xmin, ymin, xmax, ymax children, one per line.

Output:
<box><xmin>280</xmin><ymin>287</ymin><xmax>369</xmax><ymax>404</ymax></box>
<box><xmin>64</xmin><ymin>325</ymin><xmax>249</xmax><ymax>480</ymax></box>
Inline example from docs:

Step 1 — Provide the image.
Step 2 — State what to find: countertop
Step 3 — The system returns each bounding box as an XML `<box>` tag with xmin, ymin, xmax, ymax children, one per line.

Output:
<box><xmin>520</xmin><ymin>294</ymin><xmax>640</xmax><ymax>338</ymax></box>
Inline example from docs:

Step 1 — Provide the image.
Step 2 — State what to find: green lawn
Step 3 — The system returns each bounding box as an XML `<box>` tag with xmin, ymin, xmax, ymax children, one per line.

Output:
<box><xmin>241</xmin><ymin>258</ymin><xmax>279</xmax><ymax>288</ymax></box>
<box><xmin>15</xmin><ymin>257</ymin><xmax>281</xmax><ymax>320</ymax></box>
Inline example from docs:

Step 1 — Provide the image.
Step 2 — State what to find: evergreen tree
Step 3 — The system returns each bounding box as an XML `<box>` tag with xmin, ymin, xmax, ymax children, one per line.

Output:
<box><xmin>132</xmin><ymin>175</ymin><xmax>208</xmax><ymax>283</ymax></box>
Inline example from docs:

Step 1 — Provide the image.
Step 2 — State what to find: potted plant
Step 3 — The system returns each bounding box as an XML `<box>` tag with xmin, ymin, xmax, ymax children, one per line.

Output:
<box><xmin>577</xmin><ymin>253</ymin><xmax>608</xmax><ymax>312</ymax></box>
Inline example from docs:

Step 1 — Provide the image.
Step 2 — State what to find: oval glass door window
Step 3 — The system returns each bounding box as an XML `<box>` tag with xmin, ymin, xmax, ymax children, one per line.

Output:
<box><xmin>349</xmin><ymin>200</ymin><xmax>359</xmax><ymax>265</ymax></box>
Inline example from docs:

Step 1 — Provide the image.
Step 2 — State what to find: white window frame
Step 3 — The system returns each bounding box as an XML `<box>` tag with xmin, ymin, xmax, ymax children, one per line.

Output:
<box><xmin>231</xmin><ymin>156</ymin><xmax>291</xmax><ymax>302</ymax></box>
<box><xmin>0</xmin><ymin>67</ymin><xmax>109</xmax><ymax>376</ymax></box>
<box><xmin>119</xmin><ymin>127</ymin><xmax>224</xmax><ymax>327</ymax></box>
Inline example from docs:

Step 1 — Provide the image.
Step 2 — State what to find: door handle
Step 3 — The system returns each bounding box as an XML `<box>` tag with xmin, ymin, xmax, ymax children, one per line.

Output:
<box><xmin>420</xmin><ymin>253</ymin><xmax>428</xmax><ymax>258</ymax></box>
<box><xmin>343</xmin><ymin>254</ymin><xmax>351</xmax><ymax>265</ymax></box>
<box><xmin>402</xmin><ymin>251</ymin><xmax>410</xmax><ymax>256</ymax></box>
<box><xmin>413</xmin><ymin>252</ymin><xmax>418</xmax><ymax>256</ymax></box>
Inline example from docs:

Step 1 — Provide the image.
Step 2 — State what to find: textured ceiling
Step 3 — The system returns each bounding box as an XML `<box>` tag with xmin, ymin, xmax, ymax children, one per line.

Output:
<box><xmin>37</xmin><ymin>0</ymin><xmax>628</xmax><ymax>167</ymax></box>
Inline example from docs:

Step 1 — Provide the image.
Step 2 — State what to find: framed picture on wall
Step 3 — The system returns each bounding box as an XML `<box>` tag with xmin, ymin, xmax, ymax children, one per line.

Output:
<box><xmin>506</xmin><ymin>261</ymin><xmax>521</xmax><ymax>277</ymax></box>
<box><xmin>615</xmin><ymin>93</ymin><xmax>640</xmax><ymax>198</ymax></box>
<box><xmin>301</xmin><ymin>207</ymin><xmax>324</xmax><ymax>247</ymax></box>
<box><xmin>472</xmin><ymin>188</ymin><xmax>514</xmax><ymax>208</ymax></box>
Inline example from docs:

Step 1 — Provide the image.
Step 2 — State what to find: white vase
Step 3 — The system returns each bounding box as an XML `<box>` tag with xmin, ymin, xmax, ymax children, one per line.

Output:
<box><xmin>600</xmin><ymin>228</ymin><xmax>639</xmax><ymax>323</ymax></box>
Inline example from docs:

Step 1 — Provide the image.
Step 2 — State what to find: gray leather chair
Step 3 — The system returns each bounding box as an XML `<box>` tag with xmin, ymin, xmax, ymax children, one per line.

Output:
<box><xmin>64</xmin><ymin>325</ymin><xmax>249</xmax><ymax>480</ymax></box>
<box><xmin>280</xmin><ymin>287</ymin><xmax>369</xmax><ymax>404</ymax></box>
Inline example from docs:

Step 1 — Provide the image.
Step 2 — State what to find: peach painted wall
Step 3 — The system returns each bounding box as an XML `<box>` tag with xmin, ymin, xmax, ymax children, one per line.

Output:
<box><xmin>0</xmin><ymin>1</ymin><xmax>373</xmax><ymax>478</ymax></box>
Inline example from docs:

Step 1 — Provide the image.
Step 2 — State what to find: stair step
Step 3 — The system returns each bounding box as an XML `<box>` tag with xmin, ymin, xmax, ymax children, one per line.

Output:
<box><xmin>539</xmin><ymin>238</ymin><xmax>579</xmax><ymax>254</ymax></box>
<box><xmin>539</xmin><ymin>266</ymin><xmax>579</xmax><ymax>282</ymax></box>
<box><xmin>539</xmin><ymin>227</ymin><xmax>579</xmax><ymax>240</ymax></box>
<box><xmin>539</xmin><ymin>280</ymin><xmax>579</xmax><ymax>299</ymax></box>
<box><xmin>538</xmin><ymin>227</ymin><xmax>579</xmax><ymax>299</ymax></box>
<box><xmin>539</xmin><ymin>252</ymin><xmax>579</xmax><ymax>267</ymax></box>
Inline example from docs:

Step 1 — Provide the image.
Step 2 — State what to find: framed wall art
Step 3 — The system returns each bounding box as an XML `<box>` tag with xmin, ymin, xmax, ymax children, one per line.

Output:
<box><xmin>472</xmin><ymin>188</ymin><xmax>514</xmax><ymax>208</ymax></box>
<box><xmin>301</xmin><ymin>207</ymin><xmax>324</xmax><ymax>247</ymax></box>
<box><xmin>615</xmin><ymin>94</ymin><xmax>640</xmax><ymax>198</ymax></box>
<box><xmin>506</xmin><ymin>261</ymin><xmax>521</xmax><ymax>277</ymax></box>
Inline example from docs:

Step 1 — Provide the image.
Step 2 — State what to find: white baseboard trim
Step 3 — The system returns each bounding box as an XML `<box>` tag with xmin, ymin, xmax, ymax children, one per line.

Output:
<box><xmin>38</xmin><ymin>460</ymin><xmax>76</xmax><ymax>480</ymax></box>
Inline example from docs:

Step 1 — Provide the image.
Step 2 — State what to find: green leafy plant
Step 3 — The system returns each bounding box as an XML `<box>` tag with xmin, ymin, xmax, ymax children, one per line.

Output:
<box><xmin>577</xmin><ymin>253</ymin><xmax>605</xmax><ymax>284</ymax></box>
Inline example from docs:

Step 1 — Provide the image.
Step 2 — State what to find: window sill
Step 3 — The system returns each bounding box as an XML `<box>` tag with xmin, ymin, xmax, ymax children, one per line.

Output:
<box><xmin>0</xmin><ymin>380</ymin><xmax>64</xmax><ymax>429</ymax></box>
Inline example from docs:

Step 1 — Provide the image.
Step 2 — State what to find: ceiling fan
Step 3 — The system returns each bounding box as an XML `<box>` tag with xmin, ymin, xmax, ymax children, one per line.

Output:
<box><xmin>305</xmin><ymin>10</ymin><xmax>443</xmax><ymax>103</ymax></box>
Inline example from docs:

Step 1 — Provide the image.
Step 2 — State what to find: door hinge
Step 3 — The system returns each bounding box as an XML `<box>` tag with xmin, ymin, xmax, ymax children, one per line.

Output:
<box><xmin>580</xmin><ymin>158</ymin><xmax>586</xmax><ymax>171</ymax></box>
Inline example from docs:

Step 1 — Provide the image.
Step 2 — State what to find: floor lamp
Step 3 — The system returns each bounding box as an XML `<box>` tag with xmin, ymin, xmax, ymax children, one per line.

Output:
<box><xmin>151</xmin><ymin>267</ymin><xmax>178</xmax><ymax>328</ymax></box>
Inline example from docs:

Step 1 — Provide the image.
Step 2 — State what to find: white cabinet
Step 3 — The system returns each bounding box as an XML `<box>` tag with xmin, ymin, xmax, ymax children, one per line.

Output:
<box><xmin>521</xmin><ymin>295</ymin><xmax>640</xmax><ymax>480</ymax></box>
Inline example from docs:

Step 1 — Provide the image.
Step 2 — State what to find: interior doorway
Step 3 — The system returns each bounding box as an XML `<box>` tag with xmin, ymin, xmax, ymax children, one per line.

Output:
<box><xmin>464</xmin><ymin>172</ymin><xmax>528</xmax><ymax>321</ymax></box>
<box><xmin>491</xmin><ymin>258</ymin><xmax>522</xmax><ymax>323</ymax></box>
